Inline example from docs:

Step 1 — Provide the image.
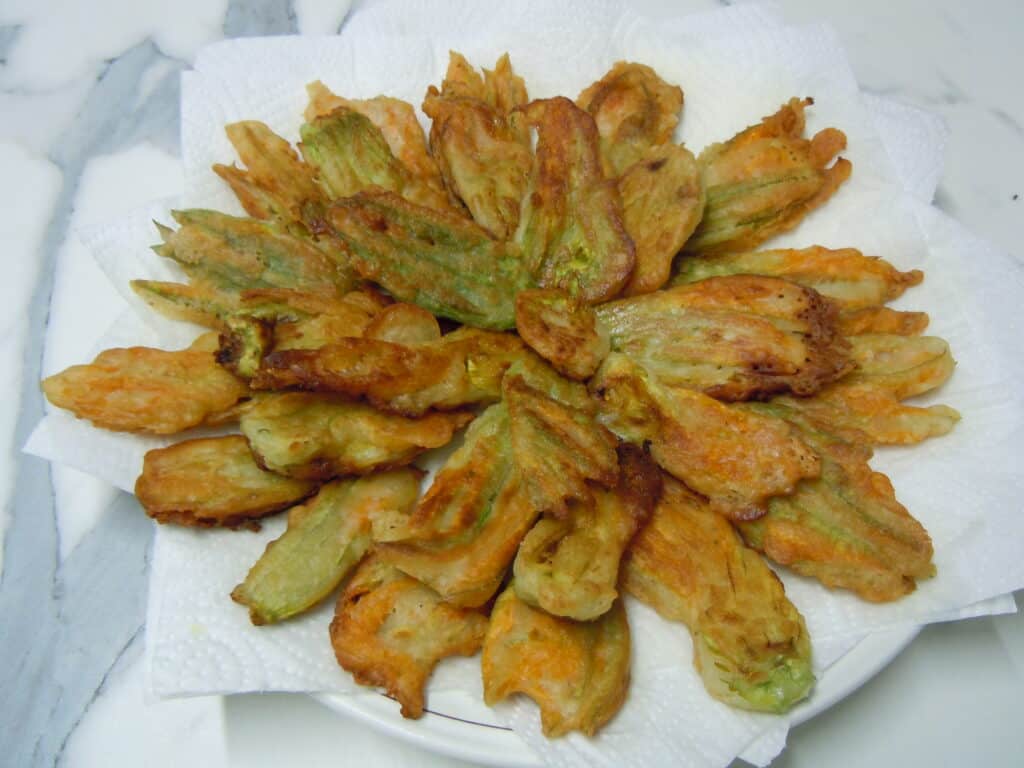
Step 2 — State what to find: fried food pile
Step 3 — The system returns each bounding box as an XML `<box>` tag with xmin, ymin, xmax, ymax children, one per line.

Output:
<box><xmin>42</xmin><ymin>53</ymin><xmax>958</xmax><ymax>737</ymax></box>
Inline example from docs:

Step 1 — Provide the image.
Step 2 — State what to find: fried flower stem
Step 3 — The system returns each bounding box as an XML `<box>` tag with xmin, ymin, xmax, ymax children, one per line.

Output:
<box><xmin>482</xmin><ymin>584</ymin><xmax>631</xmax><ymax>737</ymax></box>
<box><xmin>217</xmin><ymin>315</ymin><xmax>273</xmax><ymax>379</ymax></box>
<box><xmin>231</xmin><ymin>469</ymin><xmax>422</xmax><ymax>625</ymax></box>
<box><xmin>737</xmin><ymin>404</ymin><xmax>936</xmax><ymax>601</ymax></box>
<box><xmin>206</xmin><ymin>288</ymin><xmax>392</xmax><ymax>374</ymax></box>
<box><xmin>135</xmin><ymin>435</ymin><xmax>318</xmax><ymax>528</ymax></box>
<box><xmin>685</xmin><ymin>98</ymin><xmax>852</xmax><ymax>254</ymax></box>
<box><xmin>622</xmin><ymin>475</ymin><xmax>814</xmax><ymax>713</ymax></box>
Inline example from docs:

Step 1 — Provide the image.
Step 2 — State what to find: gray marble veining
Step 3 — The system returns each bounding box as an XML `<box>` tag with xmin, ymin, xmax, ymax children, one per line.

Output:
<box><xmin>13</xmin><ymin>499</ymin><xmax>151</xmax><ymax>767</ymax></box>
<box><xmin>988</xmin><ymin>106</ymin><xmax>1024</xmax><ymax>138</ymax></box>
<box><xmin>225</xmin><ymin>0</ymin><xmax>298</xmax><ymax>37</ymax></box>
<box><xmin>0</xmin><ymin>2</ymin><xmax>311</xmax><ymax>764</ymax></box>
<box><xmin>0</xmin><ymin>25</ymin><xmax>21</xmax><ymax>60</ymax></box>
<box><xmin>3</xmin><ymin>36</ymin><xmax>179</xmax><ymax>768</ymax></box>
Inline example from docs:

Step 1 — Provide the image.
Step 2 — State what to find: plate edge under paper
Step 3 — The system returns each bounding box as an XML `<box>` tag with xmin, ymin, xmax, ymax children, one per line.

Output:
<box><xmin>311</xmin><ymin>625</ymin><xmax>919</xmax><ymax>768</ymax></box>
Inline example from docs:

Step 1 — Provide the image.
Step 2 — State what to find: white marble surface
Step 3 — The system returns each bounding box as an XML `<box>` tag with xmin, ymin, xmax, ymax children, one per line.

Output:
<box><xmin>2</xmin><ymin>0</ymin><xmax>1021</xmax><ymax>766</ymax></box>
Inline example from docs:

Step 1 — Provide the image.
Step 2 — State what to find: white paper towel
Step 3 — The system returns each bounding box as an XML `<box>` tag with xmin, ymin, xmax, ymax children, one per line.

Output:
<box><xmin>23</xmin><ymin>2</ymin><xmax>1024</xmax><ymax>767</ymax></box>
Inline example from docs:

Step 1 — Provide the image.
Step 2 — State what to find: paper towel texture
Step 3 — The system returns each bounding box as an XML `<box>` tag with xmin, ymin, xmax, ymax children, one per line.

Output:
<box><xmin>24</xmin><ymin>3</ymin><xmax>1024</xmax><ymax>767</ymax></box>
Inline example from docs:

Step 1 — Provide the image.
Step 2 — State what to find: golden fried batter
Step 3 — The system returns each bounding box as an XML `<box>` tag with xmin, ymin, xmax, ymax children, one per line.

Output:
<box><xmin>153</xmin><ymin>209</ymin><xmax>351</xmax><ymax>297</ymax></box>
<box><xmin>213</xmin><ymin>121</ymin><xmax>327</xmax><ymax>230</ymax></box>
<box><xmin>201</xmin><ymin>393</ymin><xmax>271</xmax><ymax>427</ymax></box>
<box><xmin>299</xmin><ymin>106</ymin><xmax>453</xmax><ymax>212</ymax></box>
<box><xmin>837</xmin><ymin>306</ymin><xmax>929</xmax><ymax>337</ymax></box>
<box><xmin>380</xmin><ymin>405</ymin><xmax>538</xmax><ymax>607</ymax></box>
<box><xmin>774</xmin><ymin>384</ymin><xmax>959</xmax><ymax>445</ymax></box>
<box><xmin>577</xmin><ymin>61</ymin><xmax>684</xmax><ymax>177</ymax></box>
<box><xmin>252</xmin><ymin>326</ymin><xmax>526</xmax><ymax>417</ymax></box>
<box><xmin>843</xmin><ymin>334</ymin><xmax>955</xmax><ymax>399</ymax></box>
<box><xmin>428</xmin><ymin>52</ymin><xmax>529</xmax><ymax>113</ymax></box>
<box><xmin>622</xmin><ymin>475</ymin><xmax>814</xmax><ymax>713</ymax></box>
<box><xmin>514</xmin><ymin>289</ymin><xmax>610</xmax><ymax>380</ymax></box>
<box><xmin>382</xmin><ymin>474</ymin><xmax>536</xmax><ymax>606</ymax></box>
<box><xmin>591</xmin><ymin>353</ymin><xmax>820</xmax><ymax>520</ymax></box>
<box><xmin>216</xmin><ymin>315</ymin><xmax>273</xmax><ymax>379</ymax></box>
<box><xmin>423</xmin><ymin>53</ymin><xmax>532</xmax><ymax>239</ymax></box>
<box><xmin>738</xmin><ymin>405</ymin><xmax>936</xmax><ymax>601</ymax></box>
<box><xmin>327</xmin><ymin>190</ymin><xmax>533</xmax><ymax>329</ymax></box>
<box><xmin>305</xmin><ymin>81</ymin><xmax>446</xmax><ymax>194</ymax></box>
<box><xmin>232</xmin><ymin>470</ymin><xmax>422</xmax><ymax>624</ymax></box>
<box><xmin>240</xmin><ymin>392</ymin><xmax>472</xmax><ymax>479</ymax></box>
<box><xmin>42</xmin><ymin>332</ymin><xmax>249</xmax><ymax>434</ymax></box>
<box><xmin>514</xmin><ymin>97</ymin><xmax>635</xmax><ymax>304</ymax></box>
<box><xmin>210</xmin><ymin>288</ymin><xmax>393</xmax><ymax>375</ymax></box>
<box><xmin>619</xmin><ymin>143</ymin><xmax>705</xmax><ymax>296</ymax></box>
<box><xmin>503</xmin><ymin>360</ymin><xmax>619</xmax><ymax>517</ymax></box>
<box><xmin>241</xmin><ymin>287</ymin><xmax>390</xmax><ymax>325</ymax></box>
<box><xmin>135</xmin><ymin>435</ymin><xmax>318</xmax><ymax>528</ymax></box>
<box><xmin>482</xmin><ymin>585</ymin><xmax>631</xmax><ymax>737</ymax></box>
<box><xmin>482</xmin><ymin>53</ymin><xmax>530</xmax><ymax>115</ymax></box>
<box><xmin>596</xmin><ymin>275</ymin><xmax>852</xmax><ymax>401</ymax></box>
<box><xmin>393</xmin><ymin>403</ymin><xmax>512</xmax><ymax>542</ymax></box>
<box><xmin>672</xmin><ymin>246</ymin><xmax>923</xmax><ymax>309</ymax></box>
<box><xmin>330</xmin><ymin>555</ymin><xmax>489</xmax><ymax>718</ymax></box>
<box><xmin>363</xmin><ymin>303</ymin><xmax>442</xmax><ymax>345</ymax></box>
<box><xmin>129</xmin><ymin>279</ymin><xmax>238</xmax><ymax>329</ymax></box>
<box><xmin>772</xmin><ymin>332</ymin><xmax>959</xmax><ymax>445</ymax></box>
<box><xmin>685</xmin><ymin>99</ymin><xmax>852</xmax><ymax>254</ymax></box>
<box><xmin>253</xmin><ymin>337</ymin><xmax>441</xmax><ymax>399</ymax></box>
<box><xmin>514</xmin><ymin>443</ymin><xmax>661</xmax><ymax>620</ymax></box>
<box><xmin>259</xmin><ymin>288</ymin><xmax>391</xmax><ymax>351</ymax></box>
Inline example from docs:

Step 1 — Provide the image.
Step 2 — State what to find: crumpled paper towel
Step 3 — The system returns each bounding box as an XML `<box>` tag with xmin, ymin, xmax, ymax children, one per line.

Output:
<box><xmin>23</xmin><ymin>2</ymin><xmax>1024</xmax><ymax>767</ymax></box>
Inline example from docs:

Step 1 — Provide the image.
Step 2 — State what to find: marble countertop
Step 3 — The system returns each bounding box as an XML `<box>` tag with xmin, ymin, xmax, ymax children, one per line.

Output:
<box><xmin>2</xmin><ymin>1</ymin><xmax>1021</xmax><ymax>766</ymax></box>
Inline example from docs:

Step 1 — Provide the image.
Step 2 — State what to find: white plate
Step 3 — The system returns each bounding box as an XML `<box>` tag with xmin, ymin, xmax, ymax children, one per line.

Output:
<box><xmin>315</xmin><ymin>625</ymin><xmax>920</xmax><ymax>767</ymax></box>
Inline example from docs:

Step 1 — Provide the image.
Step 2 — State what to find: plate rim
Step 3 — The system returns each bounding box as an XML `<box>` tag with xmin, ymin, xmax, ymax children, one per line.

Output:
<box><xmin>314</xmin><ymin>624</ymin><xmax>921</xmax><ymax>767</ymax></box>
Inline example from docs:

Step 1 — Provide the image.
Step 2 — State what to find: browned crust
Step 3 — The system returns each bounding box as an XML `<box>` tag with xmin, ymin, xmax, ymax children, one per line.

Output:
<box><xmin>701</xmin><ymin>280</ymin><xmax>852</xmax><ymax>400</ymax></box>
<box><xmin>612</xmin><ymin>442</ymin><xmax>663</xmax><ymax>528</ymax></box>
<box><xmin>514</xmin><ymin>289</ymin><xmax>610</xmax><ymax>381</ymax></box>
<box><xmin>135</xmin><ymin>435</ymin><xmax>318</xmax><ymax>528</ymax></box>
<box><xmin>839</xmin><ymin>307</ymin><xmax>930</xmax><ymax>337</ymax></box>
<box><xmin>252</xmin><ymin>338</ymin><xmax>442</xmax><ymax>399</ymax></box>
<box><xmin>330</xmin><ymin>558</ymin><xmax>488</xmax><ymax>718</ymax></box>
